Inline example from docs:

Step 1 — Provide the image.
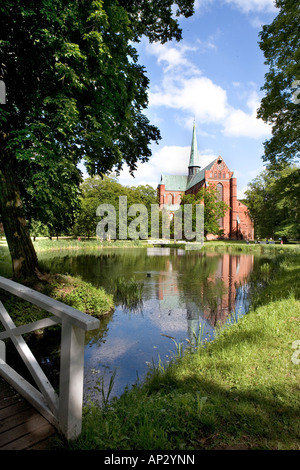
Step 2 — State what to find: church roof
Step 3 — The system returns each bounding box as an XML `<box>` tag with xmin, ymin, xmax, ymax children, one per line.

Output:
<box><xmin>159</xmin><ymin>174</ymin><xmax>188</xmax><ymax>191</ymax></box>
<box><xmin>186</xmin><ymin>159</ymin><xmax>216</xmax><ymax>190</ymax></box>
<box><xmin>159</xmin><ymin>159</ymin><xmax>217</xmax><ymax>192</ymax></box>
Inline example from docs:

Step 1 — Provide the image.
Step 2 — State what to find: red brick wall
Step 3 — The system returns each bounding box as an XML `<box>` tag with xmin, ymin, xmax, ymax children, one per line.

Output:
<box><xmin>158</xmin><ymin>185</ymin><xmax>185</xmax><ymax>209</ymax></box>
<box><xmin>205</xmin><ymin>159</ymin><xmax>234</xmax><ymax>238</ymax></box>
<box><xmin>237</xmin><ymin>201</ymin><xmax>254</xmax><ymax>240</ymax></box>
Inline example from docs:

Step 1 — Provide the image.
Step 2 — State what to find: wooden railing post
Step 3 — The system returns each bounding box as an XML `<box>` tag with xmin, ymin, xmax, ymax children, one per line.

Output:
<box><xmin>58</xmin><ymin>318</ymin><xmax>86</xmax><ymax>440</ymax></box>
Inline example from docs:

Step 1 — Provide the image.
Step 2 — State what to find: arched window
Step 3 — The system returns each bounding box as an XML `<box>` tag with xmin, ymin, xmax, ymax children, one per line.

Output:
<box><xmin>216</xmin><ymin>183</ymin><xmax>223</xmax><ymax>201</ymax></box>
<box><xmin>177</xmin><ymin>194</ymin><xmax>181</xmax><ymax>204</ymax></box>
<box><xmin>216</xmin><ymin>183</ymin><xmax>223</xmax><ymax>227</ymax></box>
<box><xmin>167</xmin><ymin>194</ymin><xmax>173</xmax><ymax>205</ymax></box>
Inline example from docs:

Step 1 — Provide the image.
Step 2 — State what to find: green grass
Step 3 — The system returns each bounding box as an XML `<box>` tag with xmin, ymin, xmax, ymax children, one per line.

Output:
<box><xmin>43</xmin><ymin>274</ymin><xmax>114</xmax><ymax>317</ymax></box>
<box><xmin>33</xmin><ymin>238</ymin><xmax>147</xmax><ymax>253</ymax></box>
<box><xmin>113</xmin><ymin>276</ymin><xmax>144</xmax><ymax>310</ymax></box>
<box><xmin>63</xmin><ymin>252</ymin><xmax>300</xmax><ymax>451</ymax></box>
<box><xmin>0</xmin><ymin>274</ymin><xmax>114</xmax><ymax>333</ymax></box>
<box><xmin>201</xmin><ymin>239</ymin><xmax>300</xmax><ymax>255</ymax></box>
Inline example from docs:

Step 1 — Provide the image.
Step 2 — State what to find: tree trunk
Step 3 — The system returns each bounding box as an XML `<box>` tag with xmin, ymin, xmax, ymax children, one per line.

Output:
<box><xmin>0</xmin><ymin>138</ymin><xmax>40</xmax><ymax>280</ymax></box>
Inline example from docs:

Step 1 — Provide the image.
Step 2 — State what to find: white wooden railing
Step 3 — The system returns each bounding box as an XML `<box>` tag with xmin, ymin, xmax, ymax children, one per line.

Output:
<box><xmin>0</xmin><ymin>275</ymin><xmax>100</xmax><ymax>440</ymax></box>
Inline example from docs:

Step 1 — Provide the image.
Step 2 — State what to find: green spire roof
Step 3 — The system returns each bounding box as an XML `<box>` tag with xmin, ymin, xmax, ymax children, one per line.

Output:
<box><xmin>188</xmin><ymin>121</ymin><xmax>200</xmax><ymax>168</ymax></box>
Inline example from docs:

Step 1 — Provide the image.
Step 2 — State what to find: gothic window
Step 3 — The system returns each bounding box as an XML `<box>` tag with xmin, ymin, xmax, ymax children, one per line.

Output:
<box><xmin>216</xmin><ymin>183</ymin><xmax>223</xmax><ymax>201</ymax></box>
<box><xmin>223</xmin><ymin>172</ymin><xmax>225</xmax><ymax>179</ymax></box>
<box><xmin>216</xmin><ymin>183</ymin><xmax>223</xmax><ymax>228</ymax></box>
<box><xmin>177</xmin><ymin>194</ymin><xmax>181</xmax><ymax>204</ymax></box>
<box><xmin>167</xmin><ymin>194</ymin><xmax>173</xmax><ymax>205</ymax></box>
<box><xmin>214</xmin><ymin>172</ymin><xmax>217</xmax><ymax>178</ymax></box>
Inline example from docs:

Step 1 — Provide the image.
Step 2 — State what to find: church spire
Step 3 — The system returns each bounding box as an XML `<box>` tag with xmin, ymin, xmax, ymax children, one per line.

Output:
<box><xmin>188</xmin><ymin>121</ymin><xmax>200</xmax><ymax>179</ymax></box>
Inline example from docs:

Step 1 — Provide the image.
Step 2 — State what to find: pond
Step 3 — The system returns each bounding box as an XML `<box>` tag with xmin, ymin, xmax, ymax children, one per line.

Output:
<box><xmin>31</xmin><ymin>247</ymin><xmax>270</xmax><ymax>405</ymax></box>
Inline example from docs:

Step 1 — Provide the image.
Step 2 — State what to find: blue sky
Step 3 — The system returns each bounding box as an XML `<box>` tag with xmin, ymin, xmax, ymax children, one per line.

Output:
<box><xmin>112</xmin><ymin>0</ymin><xmax>278</xmax><ymax>199</ymax></box>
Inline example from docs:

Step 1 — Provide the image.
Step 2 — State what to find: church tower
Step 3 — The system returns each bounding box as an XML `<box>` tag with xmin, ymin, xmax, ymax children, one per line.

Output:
<box><xmin>188</xmin><ymin>121</ymin><xmax>201</xmax><ymax>181</ymax></box>
<box><xmin>157</xmin><ymin>121</ymin><xmax>254</xmax><ymax>240</ymax></box>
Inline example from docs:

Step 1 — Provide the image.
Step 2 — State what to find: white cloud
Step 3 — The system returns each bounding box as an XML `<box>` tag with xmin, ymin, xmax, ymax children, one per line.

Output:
<box><xmin>194</xmin><ymin>0</ymin><xmax>214</xmax><ymax>11</ymax></box>
<box><xmin>117</xmin><ymin>146</ymin><xmax>217</xmax><ymax>188</ymax></box>
<box><xmin>147</xmin><ymin>42</ymin><xmax>199</xmax><ymax>73</ymax></box>
<box><xmin>147</xmin><ymin>40</ymin><xmax>272</xmax><ymax>140</ymax></box>
<box><xmin>118</xmin><ymin>146</ymin><xmax>189</xmax><ymax>188</ymax></box>
<box><xmin>222</xmin><ymin>91</ymin><xmax>272</xmax><ymax>138</ymax></box>
<box><xmin>223</xmin><ymin>108</ymin><xmax>270</xmax><ymax>139</ymax></box>
<box><xmin>149</xmin><ymin>75</ymin><xmax>228</xmax><ymax>124</ymax></box>
<box><xmin>224</xmin><ymin>0</ymin><xmax>276</xmax><ymax>14</ymax></box>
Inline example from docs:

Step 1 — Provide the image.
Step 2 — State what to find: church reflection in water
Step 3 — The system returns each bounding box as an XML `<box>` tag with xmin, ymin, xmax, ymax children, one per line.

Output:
<box><xmin>148</xmin><ymin>248</ymin><xmax>254</xmax><ymax>344</ymax></box>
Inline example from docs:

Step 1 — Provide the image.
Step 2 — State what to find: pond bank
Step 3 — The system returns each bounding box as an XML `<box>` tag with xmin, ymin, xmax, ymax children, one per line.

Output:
<box><xmin>2</xmin><ymin>236</ymin><xmax>298</xmax><ymax>254</ymax></box>
<box><xmin>62</xmin><ymin>251</ymin><xmax>300</xmax><ymax>451</ymax></box>
<box><xmin>33</xmin><ymin>238</ymin><xmax>300</xmax><ymax>254</ymax></box>
<box><xmin>0</xmin><ymin>274</ymin><xmax>114</xmax><ymax>333</ymax></box>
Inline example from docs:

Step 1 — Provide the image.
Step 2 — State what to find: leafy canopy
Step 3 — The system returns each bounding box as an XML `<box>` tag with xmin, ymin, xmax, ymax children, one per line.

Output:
<box><xmin>0</xmin><ymin>0</ymin><xmax>161</xmax><ymax>173</ymax></box>
<box><xmin>73</xmin><ymin>175</ymin><xmax>158</xmax><ymax>238</ymax></box>
<box><xmin>0</xmin><ymin>0</ymin><xmax>196</xmax><ymax>226</ymax></box>
<box><xmin>257</xmin><ymin>0</ymin><xmax>300</xmax><ymax>167</ymax></box>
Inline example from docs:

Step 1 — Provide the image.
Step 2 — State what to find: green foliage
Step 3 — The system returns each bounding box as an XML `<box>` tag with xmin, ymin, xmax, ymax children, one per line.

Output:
<box><xmin>48</xmin><ymin>274</ymin><xmax>114</xmax><ymax>317</ymax></box>
<box><xmin>0</xmin><ymin>0</ymin><xmax>161</xmax><ymax>174</ymax></box>
<box><xmin>0</xmin><ymin>289</ymin><xmax>46</xmax><ymax>331</ymax></box>
<box><xmin>245</xmin><ymin>165</ymin><xmax>300</xmax><ymax>239</ymax></box>
<box><xmin>113</xmin><ymin>276</ymin><xmax>144</xmax><ymax>309</ymax></box>
<box><xmin>180</xmin><ymin>185</ymin><xmax>229</xmax><ymax>237</ymax></box>
<box><xmin>0</xmin><ymin>273</ymin><xmax>114</xmax><ymax>334</ymax></box>
<box><xmin>29</xmin><ymin>219</ymin><xmax>50</xmax><ymax>239</ymax></box>
<box><xmin>73</xmin><ymin>175</ymin><xmax>158</xmax><ymax>239</ymax></box>
<box><xmin>94</xmin><ymin>370</ymin><xmax>117</xmax><ymax>411</ymax></box>
<box><xmin>118</xmin><ymin>0</ymin><xmax>195</xmax><ymax>44</ymax></box>
<box><xmin>257</xmin><ymin>0</ymin><xmax>300</xmax><ymax>166</ymax></box>
<box><xmin>73</xmin><ymin>197</ymin><xmax>100</xmax><ymax>239</ymax></box>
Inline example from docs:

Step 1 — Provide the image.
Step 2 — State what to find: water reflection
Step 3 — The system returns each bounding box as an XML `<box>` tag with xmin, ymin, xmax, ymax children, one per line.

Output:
<box><xmin>39</xmin><ymin>248</ymin><xmax>256</xmax><ymax>403</ymax></box>
<box><xmin>148</xmin><ymin>249</ymin><xmax>253</xmax><ymax>346</ymax></box>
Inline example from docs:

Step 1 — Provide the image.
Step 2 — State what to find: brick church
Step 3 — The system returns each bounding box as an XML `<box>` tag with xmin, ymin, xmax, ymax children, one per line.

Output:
<box><xmin>157</xmin><ymin>123</ymin><xmax>254</xmax><ymax>240</ymax></box>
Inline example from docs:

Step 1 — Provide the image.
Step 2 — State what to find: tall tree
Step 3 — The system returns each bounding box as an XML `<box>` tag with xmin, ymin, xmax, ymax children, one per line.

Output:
<box><xmin>257</xmin><ymin>0</ymin><xmax>300</xmax><ymax>167</ymax></box>
<box><xmin>245</xmin><ymin>165</ymin><xmax>300</xmax><ymax>240</ymax></box>
<box><xmin>0</xmin><ymin>0</ymin><xmax>195</xmax><ymax>279</ymax></box>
